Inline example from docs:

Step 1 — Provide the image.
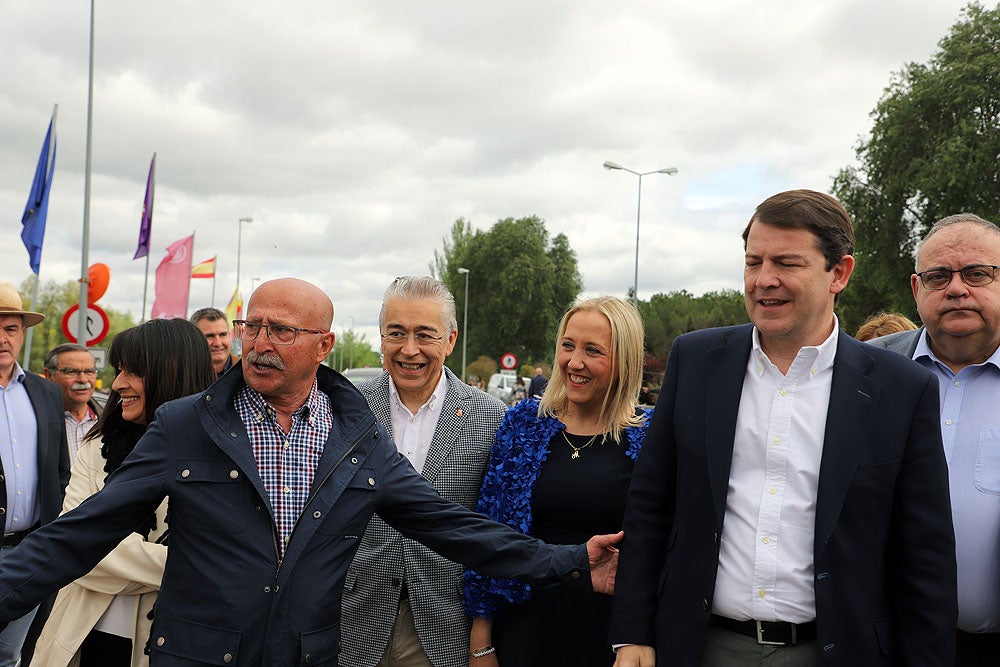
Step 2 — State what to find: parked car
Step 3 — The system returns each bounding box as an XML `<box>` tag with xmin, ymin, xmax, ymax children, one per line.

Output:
<box><xmin>486</xmin><ymin>372</ymin><xmax>530</xmax><ymax>405</ymax></box>
<box><xmin>341</xmin><ymin>367</ymin><xmax>384</xmax><ymax>386</ymax></box>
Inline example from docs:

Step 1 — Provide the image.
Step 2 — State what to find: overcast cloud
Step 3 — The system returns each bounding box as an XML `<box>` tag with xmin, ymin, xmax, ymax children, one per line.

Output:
<box><xmin>0</xmin><ymin>0</ymin><xmax>976</xmax><ymax>346</ymax></box>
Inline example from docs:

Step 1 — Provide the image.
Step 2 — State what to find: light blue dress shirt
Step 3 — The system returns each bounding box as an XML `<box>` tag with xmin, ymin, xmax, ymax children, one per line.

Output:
<box><xmin>0</xmin><ymin>363</ymin><xmax>41</xmax><ymax>534</ymax></box>
<box><xmin>914</xmin><ymin>332</ymin><xmax>1000</xmax><ymax>632</ymax></box>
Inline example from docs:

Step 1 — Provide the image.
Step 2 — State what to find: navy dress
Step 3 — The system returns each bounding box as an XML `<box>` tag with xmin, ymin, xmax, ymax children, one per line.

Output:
<box><xmin>492</xmin><ymin>431</ymin><xmax>634</xmax><ymax>666</ymax></box>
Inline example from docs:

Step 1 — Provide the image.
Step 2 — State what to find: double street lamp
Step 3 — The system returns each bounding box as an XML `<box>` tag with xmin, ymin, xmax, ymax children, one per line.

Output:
<box><xmin>457</xmin><ymin>267</ymin><xmax>470</xmax><ymax>381</ymax></box>
<box><xmin>603</xmin><ymin>161</ymin><xmax>678</xmax><ymax>307</ymax></box>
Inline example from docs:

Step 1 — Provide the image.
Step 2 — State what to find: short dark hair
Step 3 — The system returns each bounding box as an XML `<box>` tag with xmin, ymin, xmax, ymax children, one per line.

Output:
<box><xmin>742</xmin><ymin>189</ymin><xmax>855</xmax><ymax>271</ymax></box>
<box><xmin>190</xmin><ymin>307</ymin><xmax>228</xmax><ymax>326</ymax></box>
<box><xmin>44</xmin><ymin>343</ymin><xmax>92</xmax><ymax>370</ymax></box>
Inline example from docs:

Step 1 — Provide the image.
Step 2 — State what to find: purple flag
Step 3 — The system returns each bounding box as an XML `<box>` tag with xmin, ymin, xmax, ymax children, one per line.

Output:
<box><xmin>133</xmin><ymin>153</ymin><xmax>156</xmax><ymax>260</ymax></box>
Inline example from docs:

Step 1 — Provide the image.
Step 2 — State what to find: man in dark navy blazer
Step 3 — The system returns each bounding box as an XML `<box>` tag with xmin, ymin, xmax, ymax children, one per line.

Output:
<box><xmin>610</xmin><ymin>191</ymin><xmax>957</xmax><ymax>666</ymax></box>
<box><xmin>0</xmin><ymin>281</ymin><xmax>69</xmax><ymax>666</ymax></box>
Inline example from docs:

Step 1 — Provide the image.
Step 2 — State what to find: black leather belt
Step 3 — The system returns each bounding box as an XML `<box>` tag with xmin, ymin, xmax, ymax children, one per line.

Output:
<box><xmin>711</xmin><ymin>614</ymin><xmax>816</xmax><ymax>646</ymax></box>
<box><xmin>2</xmin><ymin>531</ymin><xmax>29</xmax><ymax>548</ymax></box>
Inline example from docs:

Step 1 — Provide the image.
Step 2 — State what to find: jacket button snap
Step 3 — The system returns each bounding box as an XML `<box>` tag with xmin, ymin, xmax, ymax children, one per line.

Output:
<box><xmin>368</xmin><ymin>477</ymin><xmax>375</xmax><ymax>486</ymax></box>
<box><xmin>0</xmin><ymin>508</ymin><xmax>5</xmax><ymax>515</ymax></box>
<box><xmin>264</xmin><ymin>585</ymin><xmax>271</xmax><ymax>593</ymax></box>
<box><xmin>156</xmin><ymin>637</ymin><xmax>165</xmax><ymax>647</ymax></box>
<box><xmin>313</xmin><ymin>511</ymin><xmax>322</xmax><ymax>519</ymax></box>
<box><xmin>702</xmin><ymin>599</ymin><xmax>709</xmax><ymax>611</ymax></box>
<box><xmin>229</xmin><ymin>470</ymin><xmax>239</xmax><ymax>479</ymax></box>
<box><xmin>571</xmin><ymin>571</ymin><xmax>581</xmax><ymax>579</ymax></box>
<box><xmin>223</xmin><ymin>653</ymin><xmax>232</xmax><ymax>664</ymax></box>
<box><xmin>181</xmin><ymin>469</ymin><xmax>190</xmax><ymax>478</ymax></box>
<box><xmin>206</xmin><ymin>395</ymin><xmax>212</xmax><ymax>401</ymax></box>
<box><xmin>305</xmin><ymin>654</ymin><xmax>312</xmax><ymax>664</ymax></box>
<box><xmin>350</xmin><ymin>457</ymin><xmax>358</xmax><ymax>464</ymax></box>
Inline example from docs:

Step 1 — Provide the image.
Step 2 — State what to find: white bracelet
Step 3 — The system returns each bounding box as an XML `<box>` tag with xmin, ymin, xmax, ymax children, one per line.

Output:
<box><xmin>471</xmin><ymin>644</ymin><xmax>496</xmax><ymax>658</ymax></box>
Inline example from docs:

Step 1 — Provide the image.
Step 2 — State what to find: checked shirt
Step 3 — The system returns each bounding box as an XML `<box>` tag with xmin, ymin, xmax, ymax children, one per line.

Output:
<box><xmin>235</xmin><ymin>380</ymin><xmax>332</xmax><ymax>556</ymax></box>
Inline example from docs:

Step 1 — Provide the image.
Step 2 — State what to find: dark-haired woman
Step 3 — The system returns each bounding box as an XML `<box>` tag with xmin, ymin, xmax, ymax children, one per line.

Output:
<box><xmin>463</xmin><ymin>296</ymin><xmax>651</xmax><ymax>666</ymax></box>
<box><xmin>30</xmin><ymin>319</ymin><xmax>214</xmax><ymax>667</ymax></box>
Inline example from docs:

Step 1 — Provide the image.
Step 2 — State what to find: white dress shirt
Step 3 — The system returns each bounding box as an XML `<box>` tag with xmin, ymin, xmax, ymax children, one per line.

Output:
<box><xmin>388</xmin><ymin>370</ymin><xmax>447</xmax><ymax>474</ymax></box>
<box><xmin>713</xmin><ymin>323</ymin><xmax>838</xmax><ymax>623</ymax></box>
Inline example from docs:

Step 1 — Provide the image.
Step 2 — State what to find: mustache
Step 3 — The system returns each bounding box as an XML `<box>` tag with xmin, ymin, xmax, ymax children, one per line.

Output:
<box><xmin>244</xmin><ymin>350</ymin><xmax>286</xmax><ymax>370</ymax></box>
<box><xmin>70</xmin><ymin>382</ymin><xmax>93</xmax><ymax>391</ymax></box>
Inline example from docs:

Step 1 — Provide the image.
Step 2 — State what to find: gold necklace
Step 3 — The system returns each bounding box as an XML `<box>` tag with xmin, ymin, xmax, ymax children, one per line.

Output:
<box><xmin>561</xmin><ymin>430</ymin><xmax>600</xmax><ymax>460</ymax></box>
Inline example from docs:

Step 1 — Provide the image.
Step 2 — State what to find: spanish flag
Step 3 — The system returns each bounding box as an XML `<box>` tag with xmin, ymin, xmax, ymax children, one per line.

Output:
<box><xmin>191</xmin><ymin>256</ymin><xmax>216</xmax><ymax>279</ymax></box>
<box><xmin>223</xmin><ymin>286</ymin><xmax>242</xmax><ymax>324</ymax></box>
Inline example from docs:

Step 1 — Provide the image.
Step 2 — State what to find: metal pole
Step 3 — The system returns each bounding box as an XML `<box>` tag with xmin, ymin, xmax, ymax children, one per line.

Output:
<box><xmin>461</xmin><ymin>269</ymin><xmax>469</xmax><ymax>381</ymax></box>
<box><xmin>633</xmin><ymin>174</ymin><xmax>643</xmax><ymax>308</ymax></box>
<box><xmin>349</xmin><ymin>316</ymin><xmax>355</xmax><ymax>368</ymax></box>
<box><xmin>78</xmin><ymin>0</ymin><xmax>95</xmax><ymax>345</ymax></box>
<box><xmin>236</xmin><ymin>217</ymin><xmax>252</xmax><ymax>306</ymax></box>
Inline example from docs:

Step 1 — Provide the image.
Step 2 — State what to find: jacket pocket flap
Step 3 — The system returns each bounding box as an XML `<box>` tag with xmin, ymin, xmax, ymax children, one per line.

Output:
<box><xmin>149</xmin><ymin>613</ymin><xmax>241</xmax><ymax>664</ymax></box>
<box><xmin>176</xmin><ymin>459</ymin><xmax>244</xmax><ymax>483</ymax></box>
<box><xmin>300</xmin><ymin>622</ymin><xmax>340</xmax><ymax>664</ymax></box>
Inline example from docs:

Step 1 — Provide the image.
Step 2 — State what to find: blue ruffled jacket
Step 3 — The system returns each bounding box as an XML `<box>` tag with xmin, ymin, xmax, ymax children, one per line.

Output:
<box><xmin>462</xmin><ymin>396</ymin><xmax>651</xmax><ymax>618</ymax></box>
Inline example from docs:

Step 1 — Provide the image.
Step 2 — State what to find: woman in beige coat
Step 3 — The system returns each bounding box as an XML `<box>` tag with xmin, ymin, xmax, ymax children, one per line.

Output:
<box><xmin>30</xmin><ymin>319</ymin><xmax>214</xmax><ymax>667</ymax></box>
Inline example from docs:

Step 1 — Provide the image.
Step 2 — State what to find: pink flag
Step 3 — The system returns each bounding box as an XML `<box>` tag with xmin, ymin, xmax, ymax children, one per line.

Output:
<box><xmin>150</xmin><ymin>235</ymin><xmax>193</xmax><ymax>319</ymax></box>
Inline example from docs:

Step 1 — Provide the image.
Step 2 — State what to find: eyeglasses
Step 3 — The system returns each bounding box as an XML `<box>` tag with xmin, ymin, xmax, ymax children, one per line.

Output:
<box><xmin>915</xmin><ymin>264</ymin><xmax>1000</xmax><ymax>291</ymax></box>
<box><xmin>380</xmin><ymin>331</ymin><xmax>445</xmax><ymax>347</ymax></box>
<box><xmin>54</xmin><ymin>367</ymin><xmax>98</xmax><ymax>377</ymax></box>
<box><xmin>232</xmin><ymin>320</ymin><xmax>329</xmax><ymax>346</ymax></box>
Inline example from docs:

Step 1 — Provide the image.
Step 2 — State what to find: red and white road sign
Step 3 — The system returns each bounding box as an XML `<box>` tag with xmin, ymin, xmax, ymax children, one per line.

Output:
<box><xmin>61</xmin><ymin>303</ymin><xmax>110</xmax><ymax>345</ymax></box>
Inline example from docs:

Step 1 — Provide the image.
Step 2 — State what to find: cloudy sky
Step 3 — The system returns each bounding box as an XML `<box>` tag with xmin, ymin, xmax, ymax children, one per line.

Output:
<box><xmin>1</xmin><ymin>0</ymin><xmax>976</xmax><ymax>347</ymax></box>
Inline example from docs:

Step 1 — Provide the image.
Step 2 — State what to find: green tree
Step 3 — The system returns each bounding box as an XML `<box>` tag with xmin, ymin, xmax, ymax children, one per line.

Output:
<box><xmin>328</xmin><ymin>329</ymin><xmax>380</xmax><ymax>371</ymax></box>
<box><xmin>640</xmin><ymin>289</ymin><xmax>747</xmax><ymax>364</ymax></box>
<box><xmin>437</xmin><ymin>216</ymin><xmax>583</xmax><ymax>377</ymax></box>
<box><xmin>18</xmin><ymin>277</ymin><xmax>137</xmax><ymax>386</ymax></box>
<box><xmin>832</xmin><ymin>2</ymin><xmax>1000</xmax><ymax>330</ymax></box>
<box><xmin>466</xmin><ymin>356</ymin><xmax>497</xmax><ymax>386</ymax></box>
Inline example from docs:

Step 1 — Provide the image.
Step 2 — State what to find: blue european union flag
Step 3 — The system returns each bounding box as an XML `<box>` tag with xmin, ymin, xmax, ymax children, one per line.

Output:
<box><xmin>21</xmin><ymin>113</ymin><xmax>57</xmax><ymax>275</ymax></box>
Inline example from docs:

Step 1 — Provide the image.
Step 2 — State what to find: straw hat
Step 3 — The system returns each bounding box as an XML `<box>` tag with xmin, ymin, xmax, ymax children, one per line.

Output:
<box><xmin>0</xmin><ymin>282</ymin><xmax>45</xmax><ymax>328</ymax></box>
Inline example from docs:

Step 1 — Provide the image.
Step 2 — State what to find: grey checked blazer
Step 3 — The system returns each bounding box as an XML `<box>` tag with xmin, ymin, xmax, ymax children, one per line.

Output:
<box><xmin>340</xmin><ymin>367</ymin><xmax>506</xmax><ymax>667</ymax></box>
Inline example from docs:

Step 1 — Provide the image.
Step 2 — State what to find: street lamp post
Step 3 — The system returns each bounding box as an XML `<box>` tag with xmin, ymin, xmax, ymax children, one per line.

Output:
<box><xmin>603</xmin><ymin>161</ymin><xmax>678</xmax><ymax>307</ymax></box>
<box><xmin>235</xmin><ymin>217</ymin><xmax>253</xmax><ymax>303</ymax></box>
<box><xmin>349</xmin><ymin>316</ymin><xmax>355</xmax><ymax>368</ymax></box>
<box><xmin>457</xmin><ymin>267</ymin><xmax>470</xmax><ymax>381</ymax></box>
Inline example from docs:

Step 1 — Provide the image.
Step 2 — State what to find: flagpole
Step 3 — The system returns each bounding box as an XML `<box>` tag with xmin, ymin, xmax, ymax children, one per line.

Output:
<box><xmin>139</xmin><ymin>153</ymin><xmax>156</xmax><ymax>322</ymax></box>
<box><xmin>23</xmin><ymin>103</ymin><xmax>57</xmax><ymax>370</ymax></box>
<box><xmin>22</xmin><ymin>274</ymin><xmax>40</xmax><ymax>370</ymax></box>
<box><xmin>211</xmin><ymin>255</ymin><xmax>217</xmax><ymax>307</ymax></box>
<box><xmin>77</xmin><ymin>0</ymin><xmax>96</xmax><ymax>346</ymax></box>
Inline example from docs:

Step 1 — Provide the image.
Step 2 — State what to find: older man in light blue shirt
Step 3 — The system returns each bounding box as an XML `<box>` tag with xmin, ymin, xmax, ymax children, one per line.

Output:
<box><xmin>0</xmin><ymin>282</ymin><xmax>69</xmax><ymax>666</ymax></box>
<box><xmin>873</xmin><ymin>213</ymin><xmax>1000</xmax><ymax>665</ymax></box>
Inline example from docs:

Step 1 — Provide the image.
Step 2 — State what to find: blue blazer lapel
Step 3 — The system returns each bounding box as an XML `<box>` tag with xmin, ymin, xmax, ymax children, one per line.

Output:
<box><xmin>815</xmin><ymin>332</ymin><xmax>880</xmax><ymax>559</ymax></box>
<box><xmin>705</xmin><ymin>326</ymin><xmax>753</xmax><ymax>529</ymax></box>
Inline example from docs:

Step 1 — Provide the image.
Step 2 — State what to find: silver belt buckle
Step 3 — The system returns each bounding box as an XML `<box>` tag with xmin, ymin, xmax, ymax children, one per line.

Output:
<box><xmin>756</xmin><ymin>620</ymin><xmax>793</xmax><ymax>646</ymax></box>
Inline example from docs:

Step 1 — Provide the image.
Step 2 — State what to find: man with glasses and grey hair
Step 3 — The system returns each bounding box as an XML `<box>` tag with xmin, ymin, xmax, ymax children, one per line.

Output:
<box><xmin>340</xmin><ymin>276</ymin><xmax>506</xmax><ymax>667</ymax></box>
<box><xmin>43</xmin><ymin>343</ymin><xmax>101</xmax><ymax>465</ymax></box>
<box><xmin>871</xmin><ymin>213</ymin><xmax>1000</xmax><ymax>664</ymax></box>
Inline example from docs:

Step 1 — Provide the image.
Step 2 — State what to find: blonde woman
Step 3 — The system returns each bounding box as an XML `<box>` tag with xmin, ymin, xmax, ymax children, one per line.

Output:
<box><xmin>463</xmin><ymin>297</ymin><xmax>650</xmax><ymax>666</ymax></box>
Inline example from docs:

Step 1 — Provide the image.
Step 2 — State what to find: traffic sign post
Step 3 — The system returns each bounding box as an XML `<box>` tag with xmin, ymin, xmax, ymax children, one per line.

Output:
<box><xmin>61</xmin><ymin>304</ymin><xmax>110</xmax><ymax>346</ymax></box>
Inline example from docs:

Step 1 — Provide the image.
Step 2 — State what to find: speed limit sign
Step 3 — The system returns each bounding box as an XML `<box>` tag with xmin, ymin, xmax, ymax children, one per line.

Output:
<box><xmin>500</xmin><ymin>352</ymin><xmax>518</xmax><ymax>370</ymax></box>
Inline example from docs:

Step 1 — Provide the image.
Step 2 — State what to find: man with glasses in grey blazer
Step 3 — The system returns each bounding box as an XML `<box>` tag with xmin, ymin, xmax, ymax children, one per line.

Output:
<box><xmin>341</xmin><ymin>276</ymin><xmax>507</xmax><ymax>667</ymax></box>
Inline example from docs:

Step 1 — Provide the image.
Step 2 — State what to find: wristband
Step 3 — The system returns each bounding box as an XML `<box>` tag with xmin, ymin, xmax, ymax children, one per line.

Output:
<box><xmin>471</xmin><ymin>644</ymin><xmax>496</xmax><ymax>658</ymax></box>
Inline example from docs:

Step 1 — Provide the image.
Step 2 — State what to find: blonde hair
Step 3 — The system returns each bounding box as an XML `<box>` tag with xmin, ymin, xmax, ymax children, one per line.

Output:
<box><xmin>539</xmin><ymin>296</ymin><xmax>646</xmax><ymax>441</ymax></box>
<box><xmin>854</xmin><ymin>311</ymin><xmax>918</xmax><ymax>342</ymax></box>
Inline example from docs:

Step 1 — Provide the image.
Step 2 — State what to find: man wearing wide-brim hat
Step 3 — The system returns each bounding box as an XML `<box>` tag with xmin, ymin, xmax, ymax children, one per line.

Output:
<box><xmin>0</xmin><ymin>281</ymin><xmax>69</xmax><ymax>666</ymax></box>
